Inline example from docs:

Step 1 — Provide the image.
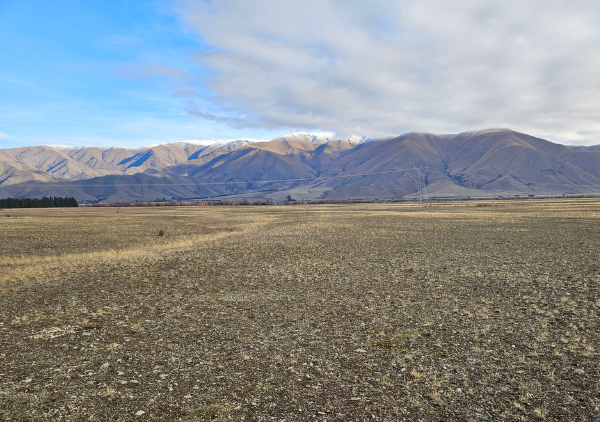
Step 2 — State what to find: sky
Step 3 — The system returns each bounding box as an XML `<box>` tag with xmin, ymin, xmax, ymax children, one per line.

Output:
<box><xmin>1</xmin><ymin>0</ymin><xmax>600</xmax><ymax>148</ymax></box>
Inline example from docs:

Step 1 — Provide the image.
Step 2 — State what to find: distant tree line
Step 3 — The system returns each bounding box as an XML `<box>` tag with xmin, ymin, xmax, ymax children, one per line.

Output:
<box><xmin>0</xmin><ymin>196</ymin><xmax>79</xmax><ymax>208</ymax></box>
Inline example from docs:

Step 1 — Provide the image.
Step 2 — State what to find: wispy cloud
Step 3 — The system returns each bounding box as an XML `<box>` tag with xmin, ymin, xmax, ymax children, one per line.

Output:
<box><xmin>117</xmin><ymin>64</ymin><xmax>200</xmax><ymax>97</ymax></box>
<box><xmin>174</xmin><ymin>0</ymin><xmax>600</xmax><ymax>144</ymax></box>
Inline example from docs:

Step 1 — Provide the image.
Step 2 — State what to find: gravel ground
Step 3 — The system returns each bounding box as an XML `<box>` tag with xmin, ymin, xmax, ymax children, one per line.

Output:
<box><xmin>1</xmin><ymin>201</ymin><xmax>599</xmax><ymax>421</ymax></box>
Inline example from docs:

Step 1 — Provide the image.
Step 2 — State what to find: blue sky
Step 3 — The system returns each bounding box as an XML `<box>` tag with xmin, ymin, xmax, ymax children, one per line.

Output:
<box><xmin>0</xmin><ymin>0</ymin><xmax>282</xmax><ymax>148</ymax></box>
<box><xmin>2</xmin><ymin>1</ymin><xmax>600</xmax><ymax>148</ymax></box>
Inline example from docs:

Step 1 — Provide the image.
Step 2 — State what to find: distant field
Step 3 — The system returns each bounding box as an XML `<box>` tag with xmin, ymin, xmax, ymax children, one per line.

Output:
<box><xmin>1</xmin><ymin>201</ymin><xmax>599</xmax><ymax>421</ymax></box>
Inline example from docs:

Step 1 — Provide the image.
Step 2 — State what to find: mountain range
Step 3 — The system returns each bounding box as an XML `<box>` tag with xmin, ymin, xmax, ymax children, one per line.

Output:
<box><xmin>1</xmin><ymin>129</ymin><xmax>600</xmax><ymax>203</ymax></box>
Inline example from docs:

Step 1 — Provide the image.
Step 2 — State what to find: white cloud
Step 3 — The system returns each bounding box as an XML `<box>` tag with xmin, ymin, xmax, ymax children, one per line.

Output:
<box><xmin>173</xmin><ymin>0</ymin><xmax>600</xmax><ymax>144</ymax></box>
<box><xmin>0</xmin><ymin>131</ymin><xmax>11</xmax><ymax>139</ymax></box>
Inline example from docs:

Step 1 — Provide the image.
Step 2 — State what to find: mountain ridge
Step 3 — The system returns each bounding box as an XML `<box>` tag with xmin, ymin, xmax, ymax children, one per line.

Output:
<box><xmin>1</xmin><ymin>129</ymin><xmax>600</xmax><ymax>203</ymax></box>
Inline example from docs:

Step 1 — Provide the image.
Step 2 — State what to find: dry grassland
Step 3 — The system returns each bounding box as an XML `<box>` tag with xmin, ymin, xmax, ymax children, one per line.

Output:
<box><xmin>1</xmin><ymin>201</ymin><xmax>599</xmax><ymax>421</ymax></box>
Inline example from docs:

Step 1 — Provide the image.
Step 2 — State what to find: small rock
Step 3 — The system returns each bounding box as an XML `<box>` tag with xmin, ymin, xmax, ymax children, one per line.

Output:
<box><xmin>354</xmin><ymin>349</ymin><xmax>367</xmax><ymax>353</ymax></box>
<box><xmin>120</xmin><ymin>380</ymin><xmax>128</xmax><ymax>385</ymax></box>
<box><xmin>23</xmin><ymin>378</ymin><xmax>32</xmax><ymax>383</ymax></box>
<box><xmin>574</xmin><ymin>368</ymin><xmax>585</xmax><ymax>374</ymax></box>
<box><xmin>135</xmin><ymin>410</ymin><xmax>145</xmax><ymax>416</ymax></box>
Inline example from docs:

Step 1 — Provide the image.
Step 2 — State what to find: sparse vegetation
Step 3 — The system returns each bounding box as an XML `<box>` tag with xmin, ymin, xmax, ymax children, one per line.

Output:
<box><xmin>1</xmin><ymin>200</ymin><xmax>599</xmax><ymax>420</ymax></box>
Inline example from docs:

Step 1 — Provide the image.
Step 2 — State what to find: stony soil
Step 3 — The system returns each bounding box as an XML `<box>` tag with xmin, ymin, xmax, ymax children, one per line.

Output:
<box><xmin>1</xmin><ymin>201</ymin><xmax>599</xmax><ymax>421</ymax></box>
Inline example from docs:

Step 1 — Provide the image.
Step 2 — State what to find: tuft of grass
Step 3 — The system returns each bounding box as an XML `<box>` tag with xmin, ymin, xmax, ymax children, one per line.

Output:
<box><xmin>410</xmin><ymin>369</ymin><xmax>423</xmax><ymax>379</ymax></box>
<box><xmin>157</xmin><ymin>229</ymin><xmax>165</xmax><ymax>237</ymax></box>
<box><xmin>103</xmin><ymin>387</ymin><xmax>116</xmax><ymax>398</ymax></box>
<box><xmin>427</xmin><ymin>390</ymin><xmax>443</xmax><ymax>405</ymax></box>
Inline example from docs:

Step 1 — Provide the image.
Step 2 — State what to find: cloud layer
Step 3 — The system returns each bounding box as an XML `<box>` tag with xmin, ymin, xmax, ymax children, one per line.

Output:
<box><xmin>175</xmin><ymin>0</ymin><xmax>600</xmax><ymax>144</ymax></box>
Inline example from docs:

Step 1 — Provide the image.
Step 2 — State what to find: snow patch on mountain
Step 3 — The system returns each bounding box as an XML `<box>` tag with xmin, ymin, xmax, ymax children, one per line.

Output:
<box><xmin>44</xmin><ymin>144</ymin><xmax>79</xmax><ymax>150</ymax></box>
<box><xmin>273</xmin><ymin>132</ymin><xmax>336</xmax><ymax>145</ymax></box>
<box><xmin>159</xmin><ymin>139</ymin><xmax>263</xmax><ymax>148</ymax></box>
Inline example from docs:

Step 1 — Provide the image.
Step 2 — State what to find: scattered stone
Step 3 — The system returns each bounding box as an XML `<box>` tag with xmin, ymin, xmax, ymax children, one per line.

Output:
<box><xmin>3</xmin><ymin>203</ymin><xmax>600</xmax><ymax>421</ymax></box>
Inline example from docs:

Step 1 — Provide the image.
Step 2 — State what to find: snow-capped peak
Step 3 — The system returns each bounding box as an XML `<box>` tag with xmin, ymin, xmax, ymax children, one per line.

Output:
<box><xmin>273</xmin><ymin>132</ymin><xmax>337</xmax><ymax>145</ymax></box>
<box><xmin>44</xmin><ymin>144</ymin><xmax>79</xmax><ymax>150</ymax></box>
<box><xmin>144</xmin><ymin>139</ymin><xmax>263</xmax><ymax>149</ymax></box>
<box><xmin>177</xmin><ymin>138</ymin><xmax>264</xmax><ymax>147</ymax></box>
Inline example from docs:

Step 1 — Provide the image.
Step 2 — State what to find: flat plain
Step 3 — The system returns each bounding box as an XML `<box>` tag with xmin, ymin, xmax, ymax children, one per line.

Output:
<box><xmin>1</xmin><ymin>200</ymin><xmax>599</xmax><ymax>421</ymax></box>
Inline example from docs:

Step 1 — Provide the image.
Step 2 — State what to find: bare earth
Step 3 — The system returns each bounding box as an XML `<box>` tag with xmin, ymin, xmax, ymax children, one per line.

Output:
<box><xmin>1</xmin><ymin>201</ymin><xmax>599</xmax><ymax>421</ymax></box>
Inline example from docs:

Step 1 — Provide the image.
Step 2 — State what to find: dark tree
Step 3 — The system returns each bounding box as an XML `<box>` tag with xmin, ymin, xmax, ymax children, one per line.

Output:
<box><xmin>0</xmin><ymin>196</ymin><xmax>79</xmax><ymax>208</ymax></box>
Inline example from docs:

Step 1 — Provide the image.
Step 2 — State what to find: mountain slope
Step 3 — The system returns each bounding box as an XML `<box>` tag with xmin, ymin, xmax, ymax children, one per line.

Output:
<box><xmin>1</xmin><ymin>129</ymin><xmax>600</xmax><ymax>203</ymax></box>
<box><xmin>441</xmin><ymin>130</ymin><xmax>600</xmax><ymax>193</ymax></box>
<box><xmin>307</xmin><ymin>133</ymin><xmax>451</xmax><ymax>199</ymax></box>
<box><xmin>0</xmin><ymin>171</ymin><xmax>219</xmax><ymax>204</ymax></box>
<box><xmin>0</xmin><ymin>139</ymin><xmax>258</xmax><ymax>187</ymax></box>
<box><xmin>305</xmin><ymin>129</ymin><xmax>600</xmax><ymax>199</ymax></box>
<box><xmin>0</xmin><ymin>146</ymin><xmax>108</xmax><ymax>181</ymax></box>
<box><xmin>0</xmin><ymin>160</ymin><xmax>62</xmax><ymax>187</ymax></box>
